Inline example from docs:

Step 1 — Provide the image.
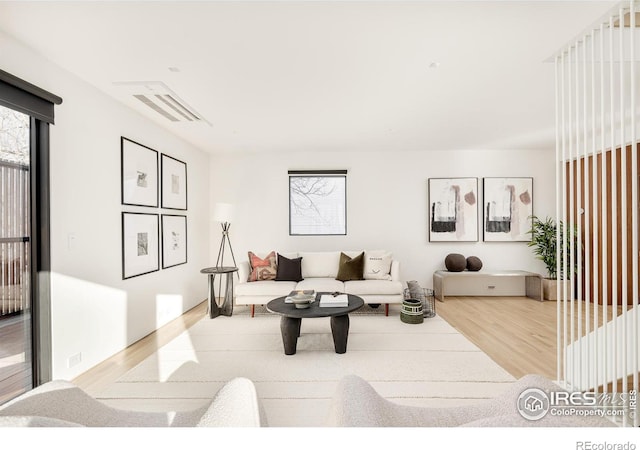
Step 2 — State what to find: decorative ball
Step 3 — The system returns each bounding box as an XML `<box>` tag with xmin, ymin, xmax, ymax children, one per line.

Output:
<box><xmin>444</xmin><ymin>253</ymin><xmax>466</xmax><ymax>272</ymax></box>
<box><xmin>466</xmin><ymin>256</ymin><xmax>483</xmax><ymax>272</ymax></box>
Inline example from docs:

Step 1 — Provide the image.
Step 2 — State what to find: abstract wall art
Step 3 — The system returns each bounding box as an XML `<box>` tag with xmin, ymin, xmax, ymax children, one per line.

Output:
<box><xmin>161</xmin><ymin>214</ymin><xmax>187</xmax><ymax>269</ymax></box>
<box><xmin>483</xmin><ymin>177</ymin><xmax>533</xmax><ymax>242</ymax></box>
<box><xmin>121</xmin><ymin>137</ymin><xmax>159</xmax><ymax>207</ymax></box>
<box><xmin>428</xmin><ymin>178</ymin><xmax>478</xmax><ymax>242</ymax></box>
<box><xmin>122</xmin><ymin>212</ymin><xmax>159</xmax><ymax>279</ymax></box>
<box><xmin>161</xmin><ymin>154</ymin><xmax>187</xmax><ymax>210</ymax></box>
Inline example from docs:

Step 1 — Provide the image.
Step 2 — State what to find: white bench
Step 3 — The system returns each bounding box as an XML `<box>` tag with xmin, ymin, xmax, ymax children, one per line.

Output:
<box><xmin>432</xmin><ymin>270</ymin><xmax>543</xmax><ymax>302</ymax></box>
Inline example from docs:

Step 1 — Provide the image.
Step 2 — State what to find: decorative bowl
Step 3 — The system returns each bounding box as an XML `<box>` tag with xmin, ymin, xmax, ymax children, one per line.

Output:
<box><xmin>292</xmin><ymin>297</ymin><xmax>313</xmax><ymax>309</ymax></box>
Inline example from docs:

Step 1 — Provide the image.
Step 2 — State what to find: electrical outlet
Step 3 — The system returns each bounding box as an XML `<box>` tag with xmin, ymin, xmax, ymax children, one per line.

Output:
<box><xmin>67</xmin><ymin>352</ymin><xmax>82</xmax><ymax>368</ymax></box>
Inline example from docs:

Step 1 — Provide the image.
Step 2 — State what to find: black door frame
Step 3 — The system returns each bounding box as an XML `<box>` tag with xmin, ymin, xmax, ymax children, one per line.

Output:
<box><xmin>0</xmin><ymin>69</ymin><xmax>62</xmax><ymax>387</ymax></box>
<box><xmin>30</xmin><ymin>118</ymin><xmax>52</xmax><ymax>385</ymax></box>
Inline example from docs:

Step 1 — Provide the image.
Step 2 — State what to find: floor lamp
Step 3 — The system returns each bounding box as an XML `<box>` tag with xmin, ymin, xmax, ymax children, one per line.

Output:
<box><xmin>206</xmin><ymin>203</ymin><xmax>239</xmax><ymax>318</ymax></box>
<box><xmin>213</xmin><ymin>202</ymin><xmax>238</xmax><ymax>273</ymax></box>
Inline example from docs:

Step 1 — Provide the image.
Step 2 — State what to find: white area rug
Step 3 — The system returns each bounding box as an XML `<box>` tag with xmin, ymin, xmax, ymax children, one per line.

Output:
<box><xmin>96</xmin><ymin>306</ymin><xmax>516</xmax><ymax>426</ymax></box>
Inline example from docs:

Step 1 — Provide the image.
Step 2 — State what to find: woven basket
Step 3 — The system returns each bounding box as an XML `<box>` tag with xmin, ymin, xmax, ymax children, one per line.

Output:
<box><xmin>400</xmin><ymin>298</ymin><xmax>424</xmax><ymax>324</ymax></box>
<box><xmin>403</xmin><ymin>288</ymin><xmax>436</xmax><ymax>318</ymax></box>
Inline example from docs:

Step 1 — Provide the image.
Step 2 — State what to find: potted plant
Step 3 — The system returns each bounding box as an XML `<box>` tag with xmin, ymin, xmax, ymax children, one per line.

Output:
<box><xmin>527</xmin><ymin>216</ymin><xmax>577</xmax><ymax>300</ymax></box>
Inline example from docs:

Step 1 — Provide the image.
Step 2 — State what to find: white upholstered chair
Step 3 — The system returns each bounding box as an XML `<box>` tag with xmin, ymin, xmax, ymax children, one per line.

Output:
<box><xmin>326</xmin><ymin>374</ymin><xmax>616</xmax><ymax>427</ymax></box>
<box><xmin>0</xmin><ymin>377</ymin><xmax>266</xmax><ymax>427</ymax></box>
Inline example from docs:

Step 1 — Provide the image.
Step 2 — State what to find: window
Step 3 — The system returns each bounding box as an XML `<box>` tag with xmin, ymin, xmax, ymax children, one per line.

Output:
<box><xmin>288</xmin><ymin>170</ymin><xmax>347</xmax><ymax>236</ymax></box>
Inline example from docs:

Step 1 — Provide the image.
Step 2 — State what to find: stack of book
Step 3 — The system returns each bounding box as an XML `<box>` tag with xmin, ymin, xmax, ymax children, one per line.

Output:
<box><xmin>285</xmin><ymin>290</ymin><xmax>315</xmax><ymax>303</ymax></box>
<box><xmin>319</xmin><ymin>293</ymin><xmax>349</xmax><ymax>307</ymax></box>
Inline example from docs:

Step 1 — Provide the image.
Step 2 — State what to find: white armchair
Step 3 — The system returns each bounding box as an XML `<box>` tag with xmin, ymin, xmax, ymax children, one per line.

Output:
<box><xmin>0</xmin><ymin>377</ymin><xmax>266</xmax><ymax>427</ymax></box>
<box><xmin>326</xmin><ymin>374</ymin><xmax>615</xmax><ymax>427</ymax></box>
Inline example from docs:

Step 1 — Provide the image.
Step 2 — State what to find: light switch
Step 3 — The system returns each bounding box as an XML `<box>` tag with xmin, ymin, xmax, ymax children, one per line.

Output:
<box><xmin>68</xmin><ymin>233</ymin><xmax>77</xmax><ymax>251</ymax></box>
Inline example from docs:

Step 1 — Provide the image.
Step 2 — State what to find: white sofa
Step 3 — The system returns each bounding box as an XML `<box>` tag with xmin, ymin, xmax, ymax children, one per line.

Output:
<box><xmin>235</xmin><ymin>251</ymin><xmax>403</xmax><ymax>317</ymax></box>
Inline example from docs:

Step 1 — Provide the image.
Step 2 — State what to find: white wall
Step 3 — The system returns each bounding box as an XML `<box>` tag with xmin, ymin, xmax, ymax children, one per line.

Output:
<box><xmin>1</xmin><ymin>31</ymin><xmax>210</xmax><ymax>380</ymax></box>
<box><xmin>209</xmin><ymin>149</ymin><xmax>555</xmax><ymax>287</ymax></box>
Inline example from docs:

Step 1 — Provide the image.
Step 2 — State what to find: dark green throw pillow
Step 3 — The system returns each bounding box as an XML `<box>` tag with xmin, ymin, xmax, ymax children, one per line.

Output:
<box><xmin>336</xmin><ymin>252</ymin><xmax>365</xmax><ymax>282</ymax></box>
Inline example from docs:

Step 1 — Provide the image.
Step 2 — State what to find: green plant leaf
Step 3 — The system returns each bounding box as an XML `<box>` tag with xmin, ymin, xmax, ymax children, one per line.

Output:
<box><xmin>527</xmin><ymin>215</ymin><xmax>579</xmax><ymax>279</ymax></box>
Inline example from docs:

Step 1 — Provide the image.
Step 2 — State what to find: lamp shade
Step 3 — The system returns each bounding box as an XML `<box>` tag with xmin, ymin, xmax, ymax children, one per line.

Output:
<box><xmin>212</xmin><ymin>203</ymin><xmax>233</xmax><ymax>223</ymax></box>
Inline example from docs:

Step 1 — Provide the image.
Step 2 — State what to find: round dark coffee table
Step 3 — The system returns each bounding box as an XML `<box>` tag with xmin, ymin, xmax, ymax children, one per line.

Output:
<box><xmin>266</xmin><ymin>293</ymin><xmax>364</xmax><ymax>355</ymax></box>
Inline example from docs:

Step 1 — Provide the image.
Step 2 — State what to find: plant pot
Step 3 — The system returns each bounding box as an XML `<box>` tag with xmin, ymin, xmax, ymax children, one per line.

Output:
<box><xmin>542</xmin><ymin>278</ymin><xmax>570</xmax><ymax>301</ymax></box>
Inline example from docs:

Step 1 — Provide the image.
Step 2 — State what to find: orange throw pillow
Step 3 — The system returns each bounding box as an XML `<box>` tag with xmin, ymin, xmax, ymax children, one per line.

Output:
<box><xmin>248</xmin><ymin>251</ymin><xmax>277</xmax><ymax>281</ymax></box>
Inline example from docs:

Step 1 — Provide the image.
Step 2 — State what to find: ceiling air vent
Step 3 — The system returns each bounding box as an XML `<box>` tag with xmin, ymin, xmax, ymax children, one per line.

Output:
<box><xmin>113</xmin><ymin>81</ymin><xmax>211</xmax><ymax>126</ymax></box>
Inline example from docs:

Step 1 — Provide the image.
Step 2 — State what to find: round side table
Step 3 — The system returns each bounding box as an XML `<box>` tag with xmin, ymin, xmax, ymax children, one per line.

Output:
<box><xmin>200</xmin><ymin>266</ymin><xmax>238</xmax><ymax>318</ymax></box>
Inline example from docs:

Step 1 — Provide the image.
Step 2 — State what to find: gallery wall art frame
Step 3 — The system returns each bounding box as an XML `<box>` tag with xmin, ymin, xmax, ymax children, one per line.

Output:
<box><xmin>428</xmin><ymin>177</ymin><xmax>478</xmax><ymax>242</ymax></box>
<box><xmin>161</xmin><ymin>154</ymin><xmax>187</xmax><ymax>210</ymax></box>
<box><xmin>161</xmin><ymin>214</ymin><xmax>187</xmax><ymax>269</ymax></box>
<box><xmin>483</xmin><ymin>177</ymin><xmax>533</xmax><ymax>242</ymax></box>
<box><xmin>288</xmin><ymin>170</ymin><xmax>347</xmax><ymax>236</ymax></box>
<box><xmin>122</xmin><ymin>212</ymin><xmax>160</xmax><ymax>279</ymax></box>
<box><xmin>121</xmin><ymin>137</ymin><xmax>159</xmax><ymax>207</ymax></box>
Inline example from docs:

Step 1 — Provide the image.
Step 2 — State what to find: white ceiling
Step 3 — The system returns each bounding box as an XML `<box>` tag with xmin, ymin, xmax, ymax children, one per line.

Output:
<box><xmin>0</xmin><ymin>1</ymin><xmax>616</xmax><ymax>154</ymax></box>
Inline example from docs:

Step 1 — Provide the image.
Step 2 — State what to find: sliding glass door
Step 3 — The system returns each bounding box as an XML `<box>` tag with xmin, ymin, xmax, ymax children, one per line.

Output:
<box><xmin>0</xmin><ymin>105</ymin><xmax>32</xmax><ymax>403</ymax></box>
<box><xmin>0</xmin><ymin>69</ymin><xmax>61</xmax><ymax>404</ymax></box>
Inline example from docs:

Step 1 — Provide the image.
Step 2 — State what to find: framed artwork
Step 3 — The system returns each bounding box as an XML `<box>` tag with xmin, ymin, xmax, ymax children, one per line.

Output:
<box><xmin>428</xmin><ymin>178</ymin><xmax>478</xmax><ymax>242</ymax></box>
<box><xmin>122</xmin><ymin>212</ymin><xmax>160</xmax><ymax>279</ymax></box>
<box><xmin>121</xmin><ymin>137</ymin><xmax>159</xmax><ymax>207</ymax></box>
<box><xmin>161</xmin><ymin>214</ymin><xmax>187</xmax><ymax>269</ymax></box>
<box><xmin>289</xmin><ymin>170</ymin><xmax>347</xmax><ymax>235</ymax></box>
<box><xmin>161</xmin><ymin>154</ymin><xmax>187</xmax><ymax>210</ymax></box>
<box><xmin>483</xmin><ymin>177</ymin><xmax>533</xmax><ymax>242</ymax></box>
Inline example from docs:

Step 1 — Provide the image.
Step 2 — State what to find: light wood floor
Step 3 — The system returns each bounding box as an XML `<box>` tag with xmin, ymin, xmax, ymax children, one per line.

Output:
<box><xmin>437</xmin><ymin>296</ymin><xmax>558</xmax><ymax>380</ymax></box>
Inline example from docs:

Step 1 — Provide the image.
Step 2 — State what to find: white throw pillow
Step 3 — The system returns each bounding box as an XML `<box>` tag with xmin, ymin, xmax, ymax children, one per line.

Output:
<box><xmin>299</xmin><ymin>252</ymin><xmax>340</xmax><ymax>278</ymax></box>
<box><xmin>363</xmin><ymin>251</ymin><xmax>392</xmax><ymax>280</ymax></box>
